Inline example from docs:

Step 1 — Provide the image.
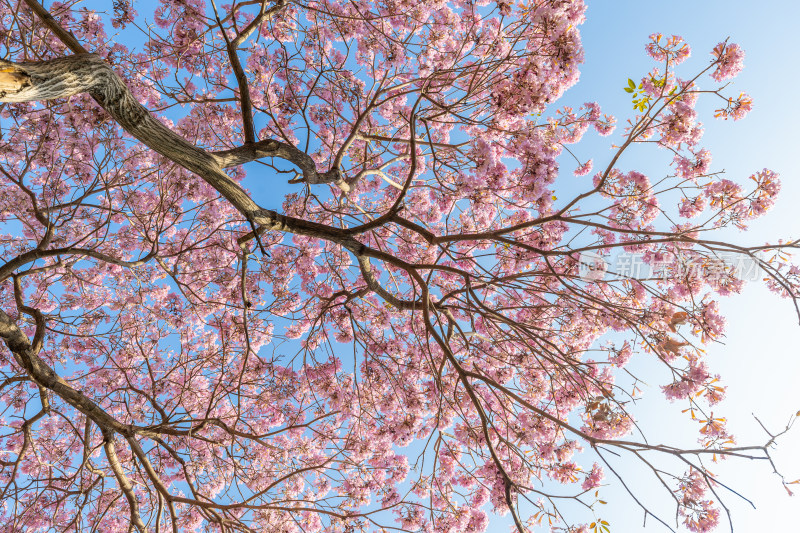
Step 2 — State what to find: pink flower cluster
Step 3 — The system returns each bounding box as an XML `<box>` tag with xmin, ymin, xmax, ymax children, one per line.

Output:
<box><xmin>662</xmin><ymin>356</ymin><xmax>711</xmax><ymax>401</ymax></box>
<box><xmin>674</xmin><ymin>149</ymin><xmax>712</xmax><ymax>180</ymax></box>
<box><xmin>646</xmin><ymin>33</ymin><xmax>691</xmax><ymax>65</ymax></box>
<box><xmin>660</xmin><ymin>101</ymin><xmax>700</xmax><ymax>146</ymax></box>
<box><xmin>710</xmin><ymin>42</ymin><xmax>745</xmax><ymax>81</ymax></box>
<box><xmin>748</xmin><ymin>168</ymin><xmax>781</xmax><ymax>216</ymax></box>
<box><xmin>573</xmin><ymin>159</ymin><xmax>593</xmax><ymax>176</ymax></box>
<box><xmin>678</xmin><ymin>195</ymin><xmax>707</xmax><ymax>218</ymax></box>
<box><xmin>581</xmin><ymin>462</ymin><xmax>605</xmax><ymax>491</ymax></box>
<box><xmin>715</xmin><ymin>93</ymin><xmax>753</xmax><ymax>121</ymax></box>
<box><xmin>676</xmin><ymin>470</ymin><xmax>721</xmax><ymax>533</ymax></box>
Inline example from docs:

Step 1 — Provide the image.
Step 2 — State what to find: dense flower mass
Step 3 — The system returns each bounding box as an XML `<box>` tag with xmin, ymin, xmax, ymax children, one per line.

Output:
<box><xmin>710</xmin><ymin>41</ymin><xmax>745</xmax><ymax>81</ymax></box>
<box><xmin>677</xmin><ymin>470</ymin><xmax>721</xmax><ymax>533</ymax></box>
<box><xmin>0</xmin><ymin>1</ymin><xmax>795</xmax><ymax>533</ymax></box>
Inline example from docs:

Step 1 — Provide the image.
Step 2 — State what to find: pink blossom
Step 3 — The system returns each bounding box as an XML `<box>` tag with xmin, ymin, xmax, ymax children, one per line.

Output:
<box><xmin>573</xmin><ymin>159</ymin><xmax>593</xmax><ymax>176</ymax></box>
<box><xmin>594</xmin><ymin>114</ymin><xmax>616</xmax><ymax>135</ymax></box>
<box><xmin>710</xmin><ymin>42</ymin><xmax>745</xmax><ymax>81</ymax></box>
<box><xmin>646</xmin><ymin>34</ymin><xmax>691</xmax><ymax>64</ymax></box>
<box><xmin>715</xmin><ymin>93</ymin><xmax>753</xmax><ymax>121</ymax></box>
<box><xmin>679</xmin><ymin>195</ymin><xmax>707</xmax><ymax>218</ymax></box>
<box><xmin>581</xmin><ymin>463</ymin><xmax>605</xmax><ymax>490</ymax></box>
<box><xmin>677</xmin><ymin>470</ymin><xmax>721</xmax><ymax>533</ymax></box>
<box><xmin>674</xmin><ymin>149</ymin><xmax>712</xmax><ymax>179</ymax></box>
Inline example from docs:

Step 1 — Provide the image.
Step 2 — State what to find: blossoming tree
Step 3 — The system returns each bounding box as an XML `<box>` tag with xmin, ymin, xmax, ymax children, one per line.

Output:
<box><xmin>0</xmin><ymin>0</ymin><xmax>796</xmax><ymax>531</ymax></box>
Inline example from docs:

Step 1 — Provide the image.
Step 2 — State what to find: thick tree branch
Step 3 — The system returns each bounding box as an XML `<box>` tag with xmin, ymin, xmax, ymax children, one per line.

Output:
<box><xmin>103</xmin><ymin>432</ymin><xmax>149</xmax><ymax>533</ymax></box>
<box><xmin>211</xmin><ymin>138</ymin><xmax>344</xmax><ymax>186</ymax></box>
<box><xmin>211</xmin><ymin>0</ymin><xmax>257</xmax><ymax>143</ymax></box>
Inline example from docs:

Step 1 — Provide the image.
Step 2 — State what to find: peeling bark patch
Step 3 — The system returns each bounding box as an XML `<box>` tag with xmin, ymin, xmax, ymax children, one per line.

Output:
<box><xmin>0</xmin><ymin>67</ymin><xmax>30</xmax><ymax>96</ymax></box>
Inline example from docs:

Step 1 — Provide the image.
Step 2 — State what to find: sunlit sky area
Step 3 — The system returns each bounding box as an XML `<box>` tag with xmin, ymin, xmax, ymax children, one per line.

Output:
<box><xmin>553</xmin><ymin>1</ymin><xmax>800</xmax><ymax>531</ymax></box>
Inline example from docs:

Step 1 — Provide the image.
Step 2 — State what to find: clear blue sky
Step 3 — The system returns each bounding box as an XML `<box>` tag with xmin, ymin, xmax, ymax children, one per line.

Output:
<box><xmin>556</xmin><ymin>2</ymin><xmax>800</xmax><ymax>531</ymax></box>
